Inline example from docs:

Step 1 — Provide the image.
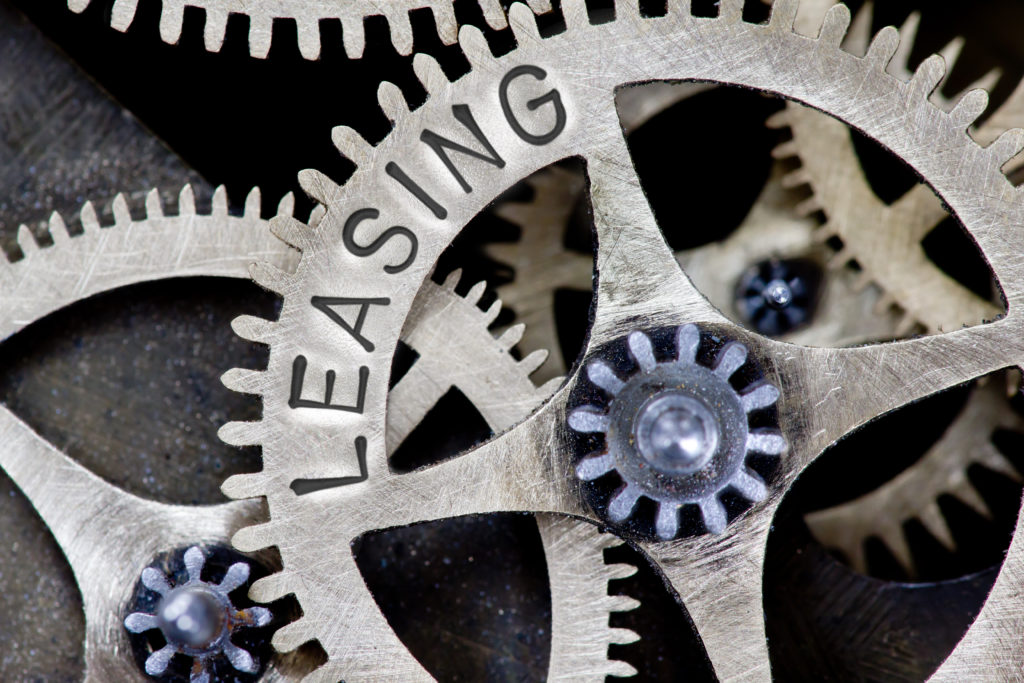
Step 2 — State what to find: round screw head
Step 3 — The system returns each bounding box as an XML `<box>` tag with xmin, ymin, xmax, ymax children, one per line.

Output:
<box><xmin>634</xmin><ymin>393</ymin><xmax>720</xmax><ymax>475</ymax></box>
<box><xmin>157</xmin><ymin>585</ymin><xmax>227</xmax><ymax>649</ymax></box>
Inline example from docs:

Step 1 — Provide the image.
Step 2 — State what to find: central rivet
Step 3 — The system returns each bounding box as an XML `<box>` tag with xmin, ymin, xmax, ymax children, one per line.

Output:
<box><xmin>634</xmin><ymin>393</ymin><xmax>720</xmax><ymax>475</ymax></box>
<box><xmin>157</xmin><ymin>586</ymin><xmax>226</xmax><ymax>649</ymax></box>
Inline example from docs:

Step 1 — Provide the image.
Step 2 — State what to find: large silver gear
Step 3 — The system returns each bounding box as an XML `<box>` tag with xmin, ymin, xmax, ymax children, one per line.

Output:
<box><xmin>220</xmin><ymin>0</ymin><xmax>1024</xmax><ymax>679</ymax></box>
<box><xmin>0</xmin><ymin>185</ymin><xmax>634</xmax><ymax>679</ymax></box>
<box><xmin>66</xmin><ymin>0</ymin><xmax>551</xmax><ymax>60</ymax></box>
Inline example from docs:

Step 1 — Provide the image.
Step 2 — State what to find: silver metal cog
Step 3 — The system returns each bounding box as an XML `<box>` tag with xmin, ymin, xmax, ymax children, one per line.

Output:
<box><xmin>66</xmin><ymin>0</ymin><xmax>551</xmax><ymax>60</ymax></box>
<box><xmin>219</xmin><ymin>0</ymin><xmax>1024</xmax><ymax>679</ymax></box>
<box><xmin>0</xmin><ymin>185</ymin><xmax>634</xmax><ymax>679</ymax></box>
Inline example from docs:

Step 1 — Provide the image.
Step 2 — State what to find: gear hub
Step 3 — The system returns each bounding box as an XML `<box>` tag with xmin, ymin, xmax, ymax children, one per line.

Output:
<box><xmin>568</xmin><ymin>324</ymin><xmax>786</xmax><ymax>539</ymax></box>
<box><xmin>735</xmin><ymin>258</ymin><xmax>822</xmax><ymax>336</ymax></box>
<box><xmin>124</xmin><ymin>546</ymin><xmax>273</xmax><ymax>682</ymax></box>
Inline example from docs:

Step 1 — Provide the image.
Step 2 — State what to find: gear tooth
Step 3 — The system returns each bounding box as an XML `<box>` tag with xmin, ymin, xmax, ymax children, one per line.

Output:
<box><xmin>442</xmin><ymin>268</ymin><xmax>463</xmax><ymax>290</ymax></box>
<box><xmin>47</xmin><ymin>212</ymin><xmax>70</xmax><ymax>246</ymax></box>
<box><xmin>110</xmin><ymin>193</ymin><xmax>131</xmax><ymax>225</ymax></box>
<box><xmin>249</xmin><ymin>261</ymin><xmax>293</xmax><ymax>295</ymax></box>
<box><xmin>17</xmin><ymin>225</ymin><xmax>39</xmax><ymax>255</ymax></box>
<box><xmin>218</xmin><ymin>421</ymin><xmax>265</xmax><ymax>447</ymax></box>
<box><xmin>655</xmin><ymin>502</ymin><xmax>680</xmax><ymax>540</ymax></box>
<box><xmin>271</xmin><ymin>215</ymin><xmax>312</xmax><ymax>251</ymax></box>
<box><xmin>158</xmin><ymin>2</ymin><xmax>185</xmax><ymax>43</ymax></box>
<box><xmin>212</xmin><ymin>185</ymin><xmax>229</xmax><ymax>215</ymax></box>
<box><xmin>378</xmin><ymin>81</ymin><xmax>411</xmax><ymax>124</ymax></box>
<box><xmin>890</xmin><ymin>12</ymin><xmax>922</xmax><ymax>75</ymax></box>
<box><xmin>732</xmin><ymin>469</ymin><xmax>768</xmax><ymax>503</ymax></box>
<box><xmin>949</xmin><ymin>89</ymin><xmax>990</xmax><ymax>130</ymax></box>
<box><xmin>331</xmin><ymin>126</ymin><xmax>373</xmax><ymax>165</ymax></box>
<box><xmin>935</xmin><ymin>35</ymin><xmax>965</xmax><ymax>82</ymax></box>
<box><xmin>248</xmin><ymin>15</ymin><xmax>274</xmax><ymax>59</ymax></box>
<box><xmin>298</xmin><ymin>169</ymin><xmax>342</xmax><ymax>206</ymax></box>
<box><xmin>607</xmin><ymin>485</ymin><xmax>641</xmax><ymax>522</ymax></box>
<box><xmin>771</xmin><ymin>139</ymin><xmax>799</xmax><ymax>159</ymax></box>
<box><xmin>768</xmin><ymin>0</ymin><xmax>798</xmax><ymax>31</ymax></box>
<box><xmin>232</xmin><ymin>315</ymin><xmax>275</xmax><ymax>344</ymax></box>
<box><xmin>909</xmin><ymin>54</ymin><xmax>946</xmax><ymax>101</ymax></box>
<box><xmin>477</xmin><ymin>0</ymin><xmax>508</xmax><ymax>30</ymax></box>
<box><xmin>203</xmin><ymin>8</ymin><xmax>229</xmax><ymax>51</ymax></box>
<box><xmin>781</xmin><ymin>167</ymin><xmax>810</xmax><ymax>189</ymax></box>
<box><xmin>386</xmin><ymin>9</ymin><xmax>415</xmax><ymax>56</ymax></box>
<box><xmin>537</xmin><ymin>376</ymin><xmax>563</xmax><ymax>397</ymax></box>
<box><xmin>576</xmin><ymin>452</ymin><xmax>616</xmax><ymax>480</ymax></box>
<box><xmin>827</xmin><ymin>245</ymin><xmax>853</xmax><ymax>269</ymax></box>
<box><xmin>952</xmin><ymin>479</ymin><xmax>993</xmax><ymax>518</ymax></box>
<box><xmin>144</xmin><ymin>188</ymin><xmax>164</xmax><ymax>219</ymax></box>
<box><xmin>307</xmin><ymin>204</ymin><xmax>327</xmax><ymax>227</ymax></box>
<box><xmin>459</xmin><ymin>24</ymin><xmax>493</xmax><ymax>70</ymax></box>
<box><xmin>109</xmin><ymin>0</ymin><xmax>139</xmax><ymax>31</ymax></box>
<box><xmin>873</xmin><ymin>291</ymin><xmax>897</xmax><ymax>314</ymax></box>
<box><xmin>509</xmin><ymin>2</ymin><xmax>542</xmax><ymax>43</ymax></box>
<box><xmin>713</xmin><ymin>341</ymin><xmax>747</xmax><ymax>379</ymax></box>
<box><xmin>68</xmin><ymin>0</ymin><xmax>90</xmax><ymax>13</ymax></box>
<box><xmin>718</xmin><ymin>0</ymin><xmax>743</xmax><ymax>23</ymax></box>
<box><xmin>465</xmin><ymin>280</ymin><xmax>487</xmax><ymax>305</ymax></box>
<box><xmin>561</xmin><ymin>0</ymin><xmax>588</xmax><ymax>31</ymax></box>
<box><xmin>627</xmin><ymin>330</ymin><xmax>656</xmax><ymax>372</ymax></box>
<box><xmin>817</xmin><ymin>3</ymin><xmax>851</xmax><ymax>47</ymax></box>
<box><xmin>413</xmin><ymin>53</ymin><xmax>449</xmax><ymax>97</ymax></box>
<box><xmin>605</xmin><ymin>659</ymin><xmax>639</xmax><ymax>678</ymax></box>
<box><xmin>864</xmin><ymin>26</ymin><xmax>899</xmax><ymax>71</ymax></box>
<box><xmin>483</xmin><ymin>298</ymin><xmax>502</xmax><ymax>324</ymax></box>
<box><xmin>609</xmin><ymin>627</ymin><xmax>641</xmax><ymax>645</ymax></box>
<box><xmin>765</xmin><ymin>109</ymin><xmax>790</xmax><ymax>130</ymax></box>
<box><xmin>221</xmin><ymin>368</ymin><xmax>267</xmax><ymax>396</ymax></box>
<box><xmin>340</xmin><ymin>16</ymin><xmax>367</xmax><ymax>59</ymax></box>
<box><xmin>295</xmin><ymin>20</ymin><xmax>322</xmax><ymax>61</ymax></box>
<box><xmin>844</xmin><ymin>2</ymin><xmax>874</xmax><ymax>56</ymax></box>
<box><xmin>918</xmin><ymin>502</ymin><xmax>956</xmax><ymax>551</ymax></box>
<box><xmin>666</xmin><ymin>0</ymin><xmax>692</xmax><ymax>15</ymax></box>
<box><xmin>277</xmin><ymin>191</ymin><xmax>296</xmax><ymax>217</ymax></box>
<box><xmin>877</xmin><ymin>524</ymin><xmax>915</xmax><ymax>575</ymax></box>
<box><xmin>614</xmin><ymin>0</ymin><xmax>640</xmax><ymax>20</ymax></box>
<box><xmin>178</xmin><ymin>184</ymin><xmax>197</xmax><ymax>216</ymax></box>
<box><xmin>612</xmin><ymin>594</ymin><xmax>641</xmax><ymax>613</ymax></box>
<box><xmin>746</xmin><ymin>429</ymin><xmax>787</xmax><ymax>456</ymax></box>
<box><xmin>80</xmin><ymin>201</ymin><xmax>101</xmax><ymax>233</ymax></box>
<box><xmin>431</xmin><ymin>1</ymin><xmax>458</xmax><ymax>44</ymax></box>
<box><xmin>525</xmin><ymin>0</ymin><xmax>552</xmax><ymax>12</ymax></box>
<box><xmin>497</xmin><ymin>323</ymin><xmax>526</xmax><ymax>350</ymax></box>
<box><xmin>232</xmin><ymin>521</ymin><xmax>278</xmax><ymax>554</ymax></box>
<box><xmin>795</xmin><ymin>195</ymin><xmax>823</xmax><ymax>217</ymax></box>
<box><xmin>519</xmin><ymin>348</ymin><xmax>549</xmax><ymax>375</ymax></box>
<box><xmin>221</xmin><ymin>471</ymin><xmax>271</xmax><ymax>499</ymax></box>
<box><xmin>249</xmin><ymin>571</ymin><xmax>295</xmax><ymax>603</ymax></box>
<box><xmin>699</xmin><ymin>497</ymin><xmax>728</xmax><ymax>534</ymax></box>
<box><xmin>271</xmin><ymin>617</ymin><xmax>315</xmax><ymax>653</ymax></box>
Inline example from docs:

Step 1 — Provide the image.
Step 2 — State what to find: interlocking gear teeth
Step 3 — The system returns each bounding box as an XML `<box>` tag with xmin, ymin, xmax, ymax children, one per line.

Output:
<box><xmin>125</xmin><ymin>546</ymin><xmax>272</xmax><ymax>681</ymax></box>
<box><xmin>570</xmin><ymin>325</ymin><xmax>784</xmax><ymax>539</ymax></box>
<box><xmin>67</xmin><ymin>0</ymin><xmax>552</xmax><ymax>60</ymax></box>
<box><xmin>219</xmin><ymin>1</ymin><xmax>1024</xmax><ymax>677</ymax></box>
<box><xmin>225</xmin><ymin>265</ymin><xmax>642</xmax><ymax>679</ymax></box>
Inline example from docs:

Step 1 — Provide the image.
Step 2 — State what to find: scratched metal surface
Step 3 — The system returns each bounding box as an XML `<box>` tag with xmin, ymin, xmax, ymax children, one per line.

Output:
<box><xmin>3</xmin><ymin>0</ymin><xmax>1024</xmax><ymax>681</ymax></box>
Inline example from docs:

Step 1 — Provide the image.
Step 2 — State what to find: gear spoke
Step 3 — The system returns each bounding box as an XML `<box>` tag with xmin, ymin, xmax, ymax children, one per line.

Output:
<box><xmin>0</xmin><ymin>404</ymin><xmax>259</xmax><ymax>679</ymax></box>
<box><xmin>584</xmin><ymin>121</ymin><xmax>726</xmax><ymax>347</ymax></box>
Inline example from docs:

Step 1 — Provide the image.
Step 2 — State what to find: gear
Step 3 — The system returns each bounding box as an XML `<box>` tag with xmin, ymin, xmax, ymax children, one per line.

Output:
<box><xmin>568</xmin><ymin>324</ymin><xmax>784</xmax><ymax>539</ymax></box>
<box><xmin>125</xmin><ymin>545</ymin><xmax>272</xmax><ymax>681</ymax></box>
<box><xmin>219</xmin><ymin>1</ymin><xmax>1024</xmax><ymax>679</ymax></box>
<box><xmin>66</xmin><ymin>0</ymin><xmax>551</xmax><ymax>60</ymax></box>
<box><xmin>804</xmin><ymin>373</ymin><xmax>1024</xmax><ymax>576</ymax></box>
<box><xmin>0</xmin><ymin>185</ymin><xmax>634</xmax><ymax>678</ymax></box>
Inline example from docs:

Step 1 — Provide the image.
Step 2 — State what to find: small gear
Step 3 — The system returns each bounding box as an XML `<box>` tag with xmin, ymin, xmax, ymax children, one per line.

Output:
<box><xmin>568</xmin><ymin>324</ymin><xmax>785</xmax><ymax>538</ymax></box>
<box><xmin>125</xmin><ymin>546</ymin><xmax>272</xmax><ymax>681</ymax></box>
<box><xmin>66</xmin><ymin>0</ymin><xmax>551</xmax><ymax>60</ymax></box>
